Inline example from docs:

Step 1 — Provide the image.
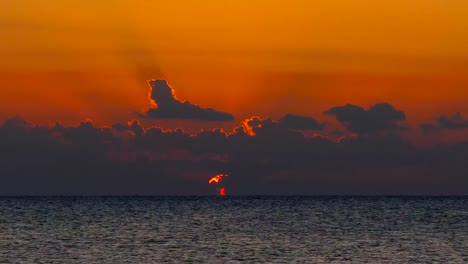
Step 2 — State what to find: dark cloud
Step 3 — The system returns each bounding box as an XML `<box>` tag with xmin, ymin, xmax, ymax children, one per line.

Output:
<box><xmin>137</xmin><ymin>126</ymin><xmax>190</xmax><ymax>154</ymax></box>
<box><xmin>112</xmin><ymin>123</ymin><xmax>130</xmax><ymax>132</ymax></box>
<box><xmin>278</xmin><ymin>114</ymin><xmax>324</xmax><ymax>130</ymax></box>
<box><xmin>61</xmin><ymin>119</ymin><xmax>114</xmax><ymax>146</ymax></box>
<box><xmin>420</xmin><ymin>112</ymin><xmax>468</xmax><ymax>131</ymax></box>
<box><xmin>113</xmin><ymin>120</ymin><xmax>145</xmax><ymax>136</ymax></box>
<box><xmin>142</xmin><ymin>80</ymin><xmax>234</xmax><ymax>121</ymax></box>
<box><xmin>0</xmin><ymin>114</ymin><xmax>467</xmax><ymax>195</ymax></box>
<box><xmin>2</xmin><ymin>115</ymin><xmax>34</xmax><ymax>130</ymax></box>
<box><xmin>324</xmin><ymin>102</ymin><xmax>406</xmax><ymax>134</ymax></box>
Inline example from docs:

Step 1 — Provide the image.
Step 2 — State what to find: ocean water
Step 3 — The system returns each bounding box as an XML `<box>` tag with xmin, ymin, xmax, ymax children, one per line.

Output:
<box><xmin>0</xmin><ymin>197</ymin><xmax>467</xmax><ymax>263</ymax></box>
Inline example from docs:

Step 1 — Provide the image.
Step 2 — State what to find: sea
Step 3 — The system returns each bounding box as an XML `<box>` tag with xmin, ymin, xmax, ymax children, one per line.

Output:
<box><xmin>0</xmin><ymin>196</ymin><xmax>467</xmax><ymax>263</ymax></box>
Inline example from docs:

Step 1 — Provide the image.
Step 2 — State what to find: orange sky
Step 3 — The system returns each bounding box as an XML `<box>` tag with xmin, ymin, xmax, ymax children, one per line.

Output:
<box><xmin>1</xmin><ymin>0</ymin><xmax>468</xmax><ymax>128</ymax></box>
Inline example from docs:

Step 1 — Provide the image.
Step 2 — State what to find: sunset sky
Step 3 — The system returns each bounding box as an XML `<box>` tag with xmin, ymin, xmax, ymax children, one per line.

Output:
<box><xmin>2</xmin><ymin>0</ymin><xmax>468</xmax><ymax>124</ymax></box>
<box><xmin>1</xmin><ymin>1</ymin><xmax>467</xmax><ymax>195</ymax></box>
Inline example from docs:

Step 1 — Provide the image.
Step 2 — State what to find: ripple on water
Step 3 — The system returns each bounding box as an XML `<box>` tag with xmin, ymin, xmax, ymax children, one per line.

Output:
<box><xmin>0</xmin><ymin>196</ymin><xmax>467</xmax><ymax>263</ymax></box>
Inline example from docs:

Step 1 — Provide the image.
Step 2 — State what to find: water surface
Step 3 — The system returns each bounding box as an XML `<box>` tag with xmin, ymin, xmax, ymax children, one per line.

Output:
<box><xmin>0</xmin><ymin>196</ymin><xmax>467</xmax><ymax>263</ymax></box>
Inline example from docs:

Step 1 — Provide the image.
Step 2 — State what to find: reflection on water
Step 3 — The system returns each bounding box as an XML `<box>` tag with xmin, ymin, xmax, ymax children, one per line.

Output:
<box><xmin>0</xmin><ymin>197</ymin><xmax>467</xmax><ymax>263</ymax></box>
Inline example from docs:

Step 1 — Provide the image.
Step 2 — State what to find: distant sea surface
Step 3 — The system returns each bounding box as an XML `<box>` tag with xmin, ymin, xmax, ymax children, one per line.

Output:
<box><xmin>0</xmin><ymin>196</ymin><xmax>467</xmax><ymax>263</ymax></box>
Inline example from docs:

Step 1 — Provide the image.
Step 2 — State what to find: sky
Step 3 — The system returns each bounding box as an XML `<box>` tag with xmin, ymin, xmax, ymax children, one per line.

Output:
<box><xmin>1</xmin><ymin>0</ymin><xmax>468</xmax><ymax>195</ymax></box>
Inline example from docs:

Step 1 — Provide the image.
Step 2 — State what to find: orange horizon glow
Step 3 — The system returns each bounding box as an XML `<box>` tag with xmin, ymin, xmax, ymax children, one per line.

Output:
<box><xmin>1</xmin><ymin>69</ymin><xmax>467</xmax><ymax>130</ymax></box>
<box><xmin>1</xmin><ymin>0</ymin><xmax>468</xmax><ymax>137</ymax></box>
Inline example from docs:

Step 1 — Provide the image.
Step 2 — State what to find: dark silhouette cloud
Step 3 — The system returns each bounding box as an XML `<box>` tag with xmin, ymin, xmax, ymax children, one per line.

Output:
<box><xmin>2</xmin><ymin>115</ymin><xmax>34</xmax><ymax>129</ymax></box>
<box><xmin>113</xmin><ymin>120</ymin><xmax>145</xmax><ymax>136</ymax></box>
<box><xmin>142</xmin><ymin>80</ymin><xmax>234</xmax><ymax>121</ymax></box>
<box><xmin>324</xmin><ymin>102</ymin><xmax>406</xmax><ymax>134</ymax></box>
<box><xmin>278</xmin><ymin>114</ymin><xmax>324</xmax><ymax>130</ymax></box>
<box><xmin>420</xmin><ymin>112</ymin><xmax>468</xmax><ymax>131</ymax></box>
<box><xmin>0</xmin><ymin>109</ymin><xmax>467</xmax><ymax>195</ymax></box>
<box><xmin>137</xmin><ymin>126</ymin><xmax>190</xmax><ymax>155</ymax></box>
<box><xmin>112</xmin><ymin>123</ymin><xmax>130</xmax><ymax>132</ymax></box>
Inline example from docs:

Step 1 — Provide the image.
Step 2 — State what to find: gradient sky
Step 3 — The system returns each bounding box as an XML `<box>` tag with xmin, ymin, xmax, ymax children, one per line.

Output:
<box><xmin>1</xmin><ymin>0</ymin><xmax>468</xmax><ymax>125</ymax></box>
<box><xmin>1</xmin><ymin>1</ymin><xmax>468</xmax><ymax>195</ymax></box>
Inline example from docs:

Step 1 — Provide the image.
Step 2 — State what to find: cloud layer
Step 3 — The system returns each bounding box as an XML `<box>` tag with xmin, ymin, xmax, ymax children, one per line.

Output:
<box><xmin>1</xmin><ymin>112</ymin><xmax>467</xmax><ymax>195</ymax></box>
<box><xmin>1</xmin><ymin>79</ymin><xmax>467</xmax><ymax>195</ymax></box>
<box><xmin>142</xmin><ymin>80</ymin><xmax>234</xmax><ymax>121</ymax></box>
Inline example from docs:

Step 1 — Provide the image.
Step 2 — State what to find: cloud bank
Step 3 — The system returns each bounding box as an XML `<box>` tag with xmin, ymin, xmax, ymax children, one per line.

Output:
<box><xmin>1</xmin><ymin>113</ymin><xmax>467</xmax><ymax>195</ymax></box>
<box><xmin>1</xmin><ymin>81</ymin><xmax>467</xmax><ymax>195</ymax></box>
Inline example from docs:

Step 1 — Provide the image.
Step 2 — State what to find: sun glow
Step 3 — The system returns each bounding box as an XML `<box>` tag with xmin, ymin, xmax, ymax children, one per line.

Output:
<box><xmin>218</xmin><ymin>188</ymin><xmax>226</xmax><ymax>196</ymax></box>
<box><xmin>208</xmin><ymin>173</ymin><xmax>228</xmax><ymax>184</ymax></box>
<box><xmin>208</xmin><ymin>173</ymin><xmax>229</xmax><ymax>196</ymax></box>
